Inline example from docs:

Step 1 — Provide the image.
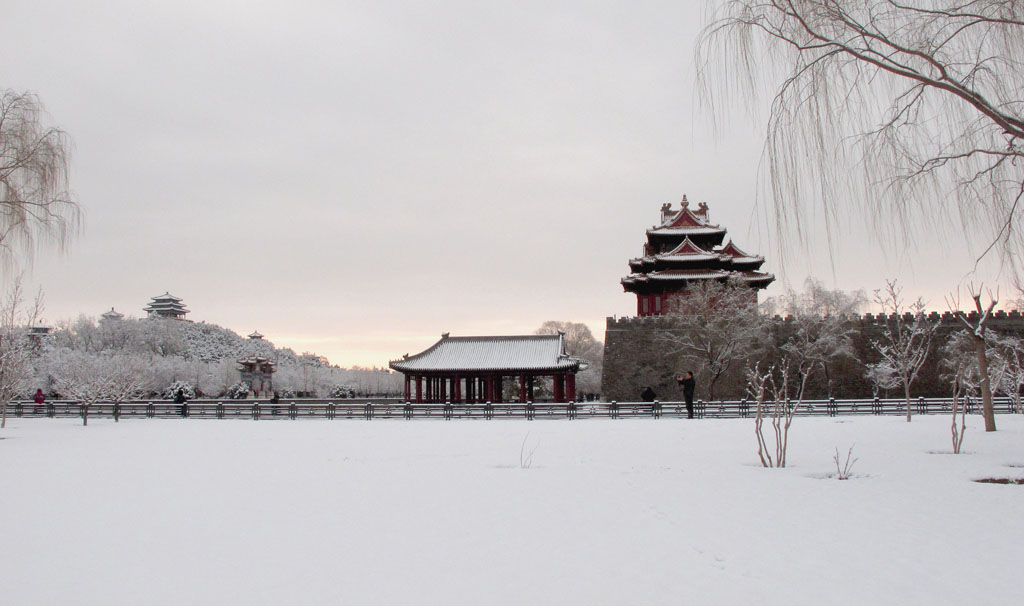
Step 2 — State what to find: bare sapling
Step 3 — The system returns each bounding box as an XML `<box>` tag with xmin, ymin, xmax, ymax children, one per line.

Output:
<box><xmin>948</xmin><ymin>285</ymin><xmax>999</xmax><ymax>432</ymax></box>
<box><xmin>519</xmin><ymin>432</ymin><xmax>538</xmax><ymax>469</ymax></box>
<box><xmin>951</xmin><ymin>374</ymin><xmax>968</xmax><ymax>455</ymax></box>
<box><xmin>833</xmin><ymin>446</ymin><xmax>858</xmax><ymax>480</ymax></box>
<box><xmin>747</xmin><ymin>362</ymin><xmax>800</xmax><ymax>468</ymax></box>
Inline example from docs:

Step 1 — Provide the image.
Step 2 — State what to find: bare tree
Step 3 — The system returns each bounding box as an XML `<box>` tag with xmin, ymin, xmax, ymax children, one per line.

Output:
<box><xmin>865</xmin><ymin>280</ymin><xmax>937</xmax><ymax>421</ymax></box>
<box><xmin>947</xmin><ymin>285</ymin><xmax>999</xmax><ymax>430</ymax></box>
<box><xmin>1</xmin><ymin>90</ymin><xmax>80</xmax><ymax>269</ymax></box>
<box><xmin>536</xmin><ymin>321</ymin><xmax>603</xmax><ymax>397</ymax></box>
<box><xmin>698</xmin><ymin>2</ymin><xmax>1024</xmax><ymax>271</ymax></box>
<box><xmin>656</xmin><ymin>278</ymin><xmax>766</xmax><ymax>400</ymax></box>
<box><xmin>747</xmin><ymin>362</ymin><xmax>800</xmax><ymax>468</ymax></box>
<box><xmin>0</xmin><ymin>277</ymin><xmax>43</xmax><ymax>428</ymax></box>
<box><xmin>776</xmin><ymin>278</ymin><xmax>863</xmax><ymax>397</ymax></box>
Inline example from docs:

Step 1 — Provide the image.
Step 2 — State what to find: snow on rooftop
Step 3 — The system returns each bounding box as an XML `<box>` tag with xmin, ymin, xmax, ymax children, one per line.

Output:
<box><xmin>391</xmin><ymin>334</ymin><xmax>582</xmax><ymax>372</ymax></box>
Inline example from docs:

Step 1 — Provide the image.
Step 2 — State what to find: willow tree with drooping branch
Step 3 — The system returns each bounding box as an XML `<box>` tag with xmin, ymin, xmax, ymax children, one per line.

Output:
<box><xmin>1</xmin><ymin>89</ymin><xmax>81</xmax><ymax>270</ymax></box>
<box><xmin>698</xmin><ymin>1</ymin><xmax>1024</xmax><ymax>272</ymax></box>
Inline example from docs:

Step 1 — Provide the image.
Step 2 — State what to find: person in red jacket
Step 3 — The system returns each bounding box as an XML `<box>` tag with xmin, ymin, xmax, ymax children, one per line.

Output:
<box><xmin>33</xmin><ymin>389</ymin><xmax>45</xmax><ymax>404</ymax></box>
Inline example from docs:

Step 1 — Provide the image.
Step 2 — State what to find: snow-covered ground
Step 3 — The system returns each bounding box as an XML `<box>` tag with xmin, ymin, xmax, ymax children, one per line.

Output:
<box><xmin>2</xmin><ymin>415</ymin><xmax>1022</xmax><ymax>606</ymax></box>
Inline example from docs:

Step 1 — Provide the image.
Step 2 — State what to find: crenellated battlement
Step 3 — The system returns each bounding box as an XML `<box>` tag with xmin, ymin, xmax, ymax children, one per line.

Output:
<box><xmin>602</xmin><ymin>309</ymin><xmax>1024</xmax><ymax>402</ymax></box>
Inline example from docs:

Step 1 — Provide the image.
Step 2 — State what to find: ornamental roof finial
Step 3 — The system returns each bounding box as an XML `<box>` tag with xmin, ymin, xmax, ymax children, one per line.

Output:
<box><xmin>681</xmin><ymin>194</ymin><xmax>689</xmax><ymax>209</ymax></box>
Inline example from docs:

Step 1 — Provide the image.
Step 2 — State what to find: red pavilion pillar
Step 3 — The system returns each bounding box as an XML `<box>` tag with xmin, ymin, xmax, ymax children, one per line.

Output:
<box><xmin>519</xmin><ymin>375</ymin><xmax>527</xmax><ymax>403</ymax></box>
<box><xmin>566</xmin><ymin>373</ymin><xmax>576</xmax><ymax>403</ymax></box>
<box><xmin>553</xmin><ymin>374</ymin><xmax>564</xmax><ymax>403</ymax></box>
<box><xmin>440</xmin><ymin>377</ymin><xmax>448</xmax><ymax>403</ymax></box>
<box><xmin>415</xmin><ymin>376</ymin><xmax>423</xmax><ymax>403</ymax></box>
<box><xmin>453</xmin><ymin>376</ymin><xmax>462</xmax><ymax>403</ymax></box>
<box><xmin>404</xmin><ymin>375</ymin><xmax>411</xmax><ymax>402</ymax></box>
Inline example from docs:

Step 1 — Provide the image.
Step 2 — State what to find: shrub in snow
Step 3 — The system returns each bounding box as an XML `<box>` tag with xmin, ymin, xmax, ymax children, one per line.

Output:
<box><xmin>330</xmin><ymin>384</ymin><xmax>356</xmax><ymax>399</ymax></box>
<box><xmin>163</xmin><ymin>380</ymin><xmax>196</xmax><ymax>400</ymax></box>
<box><xmin>227</xmin><ymin>381</ymin><xmax>250</xmax><ymax>399</ymax></box>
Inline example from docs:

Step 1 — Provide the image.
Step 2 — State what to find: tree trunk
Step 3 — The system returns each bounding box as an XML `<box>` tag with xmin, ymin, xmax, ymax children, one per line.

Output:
<box><xmin>904</xmin><ymin>383</ymin><xmax>912</xmax><ymax>422</ymax></box>
<box><xmin>975</xmin><ymin>337</ymin><xmax>997</xmax><ymax>432</ymax></box>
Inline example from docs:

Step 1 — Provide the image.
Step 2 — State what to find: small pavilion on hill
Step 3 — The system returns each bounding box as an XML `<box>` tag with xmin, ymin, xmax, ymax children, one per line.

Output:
<box><xmin>389</xmin><ymin>333</ymin><xmax>588</xmax><ymax>403</ymax></box>
<box><xmin>144</xmin><ymin>292</ymin><xmax>189</xmax><ymax>319</ymax></box>
<box><xmin>621</xmin><ymin>196</ymin><xmax>774</xmax><ymax>316</ymax></box>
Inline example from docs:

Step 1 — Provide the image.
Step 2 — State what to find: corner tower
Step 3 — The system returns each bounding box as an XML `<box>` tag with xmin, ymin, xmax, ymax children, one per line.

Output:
<box><xmin>620</xmin><ymin>196</ymin><xmax>774</xmax><ymax>316</ymax></box>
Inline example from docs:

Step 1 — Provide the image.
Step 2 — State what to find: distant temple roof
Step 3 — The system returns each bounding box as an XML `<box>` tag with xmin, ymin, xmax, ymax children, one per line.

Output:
<box><xmin>144</xmin><ymin>292</ymin><xmax>189</xmax><ymax>319</ymax></box>
<box><xmin>390</xmin><ymin>333</ymin><xmax>585</xmax><ymax>374</ymax></box>
<box><xmin>101</xmin><ymin>307</ymin><xmax>124</xmax><ymax>321</ymax></box>
<box><xmin>248</xmin><ymin>330</ymin><xmax>264</xmax><ymax>340</ymax></box>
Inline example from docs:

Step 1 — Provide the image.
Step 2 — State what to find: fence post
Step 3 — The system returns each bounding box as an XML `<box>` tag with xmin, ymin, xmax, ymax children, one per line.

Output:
<box><xmin>739</xmin><ymin>398</ymin><xmax>749</xmax><ymax>418</ymax></box>
<box><xmin>917</xmin><ymin>397</ymin><xmax>927</xmax><ymax>414</ymax></box>
<box><xmin>46</xmin><ymin>402</ymin><xmax>55</xmax><ymax>418</ymax></box>
<box><xmin>872</xmin><ymin>397</ymin><xmax>882</xmax><ymax>415</ymax></box>
<box><xmin>146</xmin><ymin>402</ymin><xmax>155</xmax><ymax>418</ymax></box>
<box><xmin>252</xmin><ymin>403</ymin><xmax>260</xmax><ymax>420</ymax></box>
<box><xmin>484</xmin><ymin>403</ymin><xmax>494</xmax><ymax>420</ymax></box>
<box><xmin>610</xmin><ymin>401</ymin><xmax>618</xmax><ymax>419</ymax></box>
<box><xmin>652</xmin><ymin>400</ymin><xmax>661</xmax><ymax>419</ymax></box>
<box><xmin>403</xmin><ymin>403</ymin><xmax>412</xmax><ymax>420</ymax></box>
<box><xmin>444</xmin><ymin>403</ymin><xmax>454</xmax><ymax>420</ymax></box>
<box><xmin>113</xmin><ymin>403</ymin><xmax>121</xmax><ymax>422</ymax></box>
<box><xmin>697</xmin><ymin>400</ymin><xmax>705</xmax><ymax>419</ymax></box>
<box><xmin>364</xmin><ymin>403</ymin><xmax>374</xmax><ymax>420</ymax></box>
<box><xmin>828</xmin><ymin>398</ymin><xmax>837</xmax><ymax>417</ymax></box>
<box><xmin>568</xmin><ymin>401</ymin><xmax>577</xmax><ymax>419</ymax></box>
<box><xmin>327</xmin><ymin>402</ymin><xmax>336</xmax><ymax>420</ymax></box>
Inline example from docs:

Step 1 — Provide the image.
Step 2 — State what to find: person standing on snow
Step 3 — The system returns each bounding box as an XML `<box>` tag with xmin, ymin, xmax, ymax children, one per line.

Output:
<box><xmin>677</xmin><ymin>372</ymin><xmax>696</xmax><ymax>419</ymax></box>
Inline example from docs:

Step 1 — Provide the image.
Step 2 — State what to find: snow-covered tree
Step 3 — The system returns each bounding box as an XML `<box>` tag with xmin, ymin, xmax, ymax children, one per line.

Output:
<box><xmin>536</xmin><ymin>321</ymin><xmax>603</xmax><ymax>397</ymax></box>
<box><xmin>948</xmin><ymin>287</ymin><xmax>999</xmax><ymax>431</ymax></box>
<box><xmin>657</xmin><ymin>278</ymin><xmax>766</xmax><ymax>400</ymax></box>
<box><xmin>991</xmin><ymin>334</ymin><xmax>1024</xmax><ymax>414</ymax></box>
<box><xmin>866</xmin><ymin>280</ymin><xmax>937</xmax><ymax>421</ymax></box>
<box><xmin>0</xmin><ymin>279</ymin><xmax>43</xmax><ymax>428</ymax></box>
<box><xmin>51</xmin><ymin>350</ymin><xmax>150</xmax><ymax>425</ymax></box>
<box><xmin>775</xmin><ymin>278</ymin><xmax>863</xmax><ymax>398</ymax></box>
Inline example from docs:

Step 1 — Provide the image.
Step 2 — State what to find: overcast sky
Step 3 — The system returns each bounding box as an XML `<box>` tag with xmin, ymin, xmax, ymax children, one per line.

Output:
<box><xmin>3</xmin><ymin>1</ymin><xmax>1010</xmax><ymax>367</ymax></box>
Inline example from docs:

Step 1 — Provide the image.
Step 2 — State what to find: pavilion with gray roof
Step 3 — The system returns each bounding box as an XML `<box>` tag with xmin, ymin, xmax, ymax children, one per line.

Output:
<box><xmin>389</xmin><ymin>332</ymin><xmax>587</xmax><ymax>403</ymax></box>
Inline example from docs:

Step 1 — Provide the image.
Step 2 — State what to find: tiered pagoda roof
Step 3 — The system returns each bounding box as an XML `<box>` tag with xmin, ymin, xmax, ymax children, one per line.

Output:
<box><xmin>144</xmin><ymin>292</ymin><xmax>189</xmax><ymax>319</ymax></box>
<box><xmin>622</xmin><ymin>197</ymin><xmax>774</xmax><ymax>308</ymax></box>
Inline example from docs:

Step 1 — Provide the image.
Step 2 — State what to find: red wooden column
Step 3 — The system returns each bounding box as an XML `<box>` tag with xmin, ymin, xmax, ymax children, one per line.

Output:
<box><xmin>426</xmin><ymin>377</ymin><xmax>433</xmax><ymax>403</ymax></box>
<box><xmin>495</xmin><ymin>376</ymin><xmax>503</xmax><ymax>403</ymax></box>
<box><xmin>415</xmin><ymin>376</ymin><xmax>423</xmax><ymax>403</ymax></box>
<box><xmin>484</xmin><ymin>377</ymin><xmax>493</xmax><ymax>403</ymax></box>
<box><xmin>440</xmin><ymin>377</ymin><xmax>448</xmax><ymax>403</ymax></box>
<box><xmin>453</xmin><ymin>376</ymin><xmax>462</xmax><ymax>403</ymax></box>
<box><xmin>566</xmin><ymin>373</ymin><xmax>576</xmax><ymax>402</ymax></box>
<box><xmin>519</xmin><ymin>375</ymin><xmax>527</xmax><ymax>403</ymax></box>
<box><xmin>466</xmin><ymin>378</ymin><xmax>474</xmax><ymax>403</ymax></box>
<box><xmin>553</xmin><ymin>374</ymin><xmax>564</xmax><ymax>403</ymax></box>
<box><xmin>404</xmin><ymin>375</ymin><xmax>411</xmax><ymax>402</ymax></box>
<box><xmin>527</xmin><ymin>376</ymin><xmax>535</xmax><ymax>402</ymax></box>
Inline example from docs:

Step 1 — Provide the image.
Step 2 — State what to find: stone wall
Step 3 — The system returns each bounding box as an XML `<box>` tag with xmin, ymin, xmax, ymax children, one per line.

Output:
<box><xmin>601</xmin><ymin>310</ymin><xmax>1024</xmax><ymax>402</ymax></box>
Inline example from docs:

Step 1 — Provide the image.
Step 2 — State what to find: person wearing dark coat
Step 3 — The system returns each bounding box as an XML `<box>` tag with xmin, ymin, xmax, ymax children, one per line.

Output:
<box><xmin>174</xmin><ymin>388</ymin><xmax>188</xmax><ymax>417</ymax></box>
<box><xmin>640</xmin><ymin>386</ymin><xmax>657</xmax><ymax>402</ymax></box>
<box><xmin>677</xmin><ymin>372</ymin><xmax>696</xmax><ymax>419</ymax></box>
